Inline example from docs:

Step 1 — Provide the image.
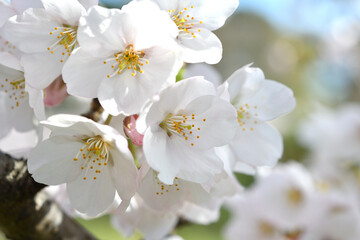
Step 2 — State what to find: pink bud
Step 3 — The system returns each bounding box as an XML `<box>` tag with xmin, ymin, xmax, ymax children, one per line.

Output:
<box><xmin>44</xmin><ymin>76</ymin><xmax>68</xmax><ymax>107</ymax></box>
<box><xmin>124</xmin><ymin>115</ymin><xmax>144</xmax><ymax>146</ymax></box>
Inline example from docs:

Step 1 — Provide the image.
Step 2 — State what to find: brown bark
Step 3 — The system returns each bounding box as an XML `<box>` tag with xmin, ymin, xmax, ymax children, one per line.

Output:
<box><xmin>0</xmin><ymin>152</ymin><xmax>97</xmax><ymax>240</ymax></box>
<box><xmin>0</xmin><ymin>98</ymin><xmax>105</xmax><ymax>239</ymax></box>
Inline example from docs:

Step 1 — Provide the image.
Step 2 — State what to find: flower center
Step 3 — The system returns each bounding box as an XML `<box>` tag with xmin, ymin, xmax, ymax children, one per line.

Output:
<box><xmin>0</xmin><ymin>36</ymin><xmax>17</xmax><ymax>55</ymax></box>
<box><xmin>155</xmin><ymin>174</ymin><xmax>181</xmax><ymax>196</ymax></box>
<box><xmin>259</xmin><ymin>221</ymin><xmax>276</xmax><ymax>237</ymax></box>
<box><xmin>104</xmin><ymin>44</ymin><xmax>149</xmax><ymax>79</ymax></box>
<box><xmin>285</xmin><ymin>230</ymin><xmax>302</xmax><ymax>240</ymax></box>
<box><xmin>0</xmin><ymin>77</ymin><xmax>26</xmax><ymax>110</ymax></box>
<box><xmin>160</xmin><ymin>113</ymin><xmax>204</xmax><ymax>147</ymax></box>
<box><xmin>168</xmin><ymin>6</ymin><xmax>203</xmax><ymax>38</ymax></box>
<box><xmin>287</xmin><ymin>188</ymin><xmax>303</xmax><ymax>205</ymax></box>
<box><xmin>48</xmin><ymin>25</ymin><xmax>78</xmax><ymax>63</ymax></box>
<box><xmin>237</xmin><ymin>103</ymin><xmax>259</xmax><ymax>132</ymax></box>
<box><xmin>73</xmin><ymin>135</ymin><xmax>110</xmax><ymax>180</ymax></box>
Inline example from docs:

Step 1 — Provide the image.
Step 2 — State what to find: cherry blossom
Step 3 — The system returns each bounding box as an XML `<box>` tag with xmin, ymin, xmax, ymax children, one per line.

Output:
<box><xmin>63</xmin><ymin>2</ymin><xmax>182</xmax><ymax>115</ymax></box>
<box><xmin>217</xmin><ymin>65</ymin><xmax>296</xmax><ymax>174</ymax></box>
<box><xmin>27</xmin><ymin>114</ymin><xmax>139</xmax><ymax>217</ymax></box>
<box><xmin>142</xmin><ymin>77</ymin><xmax>238</xmax><ymax>185</ymax></box>
<box><xmin>148</xmin><ymin>0</ymin><xmax>239</xmax><ymax>64</ymax></box>
<box><xmin>0</xmin><ymin>52</ymin><xmax>45</xmax><ymax>133</ymax></box>
<box><xmin>0</xmin><ymin>0</ymin><xmax>43</xmax><ymax>57</ymax></box>
<box><xmin>1</xmin><ymin>0</ymin><xmax>98</xmax><ymax>90</ymax></box>
<box><xmin>224</xmin><ymin>163</ymin><xmax>360</xmax><ymax>240</ymax></box>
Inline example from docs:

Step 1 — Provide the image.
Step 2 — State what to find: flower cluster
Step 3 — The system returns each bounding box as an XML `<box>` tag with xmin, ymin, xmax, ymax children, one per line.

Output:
<box><xmin>0</xmin><ymin>0</ymin><xmax>297</xmax><ymax>239</ymax></box>
<box><xmin>225</xmin><ymin>163</ymin><xmax>360</xmax><ymax>240</ymax></box>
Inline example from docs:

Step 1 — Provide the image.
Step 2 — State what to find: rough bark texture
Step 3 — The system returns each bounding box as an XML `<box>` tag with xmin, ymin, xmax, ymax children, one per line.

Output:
<box><xmin>0</xmin><ymin>99</ymin><xmax>105</xmax><ymax>240</ymax></box>
<box><xmin>0</xmin><ymin>152</ymin><xmax>97</xmax><ymax>240</ymax></box>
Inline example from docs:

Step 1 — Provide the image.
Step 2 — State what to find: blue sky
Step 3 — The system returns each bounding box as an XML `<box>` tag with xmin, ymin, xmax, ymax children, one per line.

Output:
<box><xmin>237</xmin><ymin>0</ymin><xmax>360</xmax><ymax>35</ymax></box>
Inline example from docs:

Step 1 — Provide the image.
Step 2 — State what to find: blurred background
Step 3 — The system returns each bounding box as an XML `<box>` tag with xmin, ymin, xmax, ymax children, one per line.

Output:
<box><xmin>2</xmin><ymin>0</ymin><xmax>359</xmax><ymax>239</ymax></box>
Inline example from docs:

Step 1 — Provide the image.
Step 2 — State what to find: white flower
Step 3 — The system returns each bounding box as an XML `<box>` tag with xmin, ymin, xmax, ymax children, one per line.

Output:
<box><xmin>224</xmin><ymin>162</ymin><xmax>360</xmax><ymax>240</ymax></box>
<box><xmin>111</xmin><ymin>193</ymin><xmax>226</xmax><ymax>240</ymax></box>
<box><xmin>301</xmin><ymin>191</ymin><xmax>360</xmax><ymax>240</ymax></box>
<box><xmin>137</xmin><ymin>161</ymin><xmax>241</xmax><ymax>212</ymax></box>
<box><xmin>111</xmin><ymin>195</ymin><xmax>179</xmax><ymax>240</ymax></box>
<box><xmin>0</xmin><ymin>52</ymin><xmax>45</xmax><ymax>132</ymax></box>
<box><xmin>216</xmin><ymin>65</ymin><xmax>296</xmax><ymax>174</ymax></box>
<box><xmin>0</xmin><ymin>127</ymin><xmax>39</xmax><ymax>158</ymax></box>
<box><xmin>27</xmin><ymin>114</ymin><xmax>139</xmax><ymax>217</ymax></box>
<box><xmin>147</xmin><ymin>0</ymin><xmax>239</xmax><ymax>64</ymax></box>
<box><xmin>142</xmin><ymin>77</ymin><xmax>238</xmax><ymax>185</ymax></box>
<box><xmin>298</xmin><ymin>104</ymin><xmax>360</xmax><ymax>192</ymax></box>
<box><xmin>63</xmin><ymin>3</ymin><xmax>182</xmax><ymax>116</ymax></box>
<box><xmin>225</xmin><ymin>197</ymin><xmax>284</xmax><ymax>240</ymax></box>
<box><xmin>251</xmin><ymin>163</ymin><xmax>315</xmax><ymax>230</ymax></box>
<box><xmin>224</xmin><ymin>163</ymin><xmax>314</xmax><ymax>240</ymax></box>
<box><xmin>0</xmin><ymin>0</ymin><xmax>43</xmax><ymax>21</ymax></box>
<box><xmin>1</xmin><ymin>0</ymin><xmax>97</xmax><ymax>90</ymax></box>
<box><xmin>0</xmin><ymin>0</ymin><xmax>43</xmax><ymax>57</ymax></box>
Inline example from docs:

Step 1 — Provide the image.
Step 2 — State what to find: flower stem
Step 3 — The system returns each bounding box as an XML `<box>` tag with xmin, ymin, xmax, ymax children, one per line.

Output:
<box><xmin>104</xmin><ymin>115</ymin><xmax>113</xmax><ymax>125</ymax></box>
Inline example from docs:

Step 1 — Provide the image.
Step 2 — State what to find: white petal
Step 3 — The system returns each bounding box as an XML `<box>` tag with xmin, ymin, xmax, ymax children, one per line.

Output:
<box><xmin>0</xmin><ymin>93</ymin><xmax>11</xmax><ymax>138</ymax></box>
<box><xmin>183</xmin><ymin>95</ymin><xmax>237</xmax><ymax>149</ymax></box>
<box><xmin>138</xmin><ymin>169</ymin><xmax>187</xmax><ymax>211</ymax></box>
<box><xmin>144</xmin><ymin>125</ymin><xmax>223</xmax><ymax>184</ymax></box>
<box><xmin>41</xmin><ymin>114</ymin><xmax>100</xmax><ymax>136</ymax></box>
<box><xmin>121</xmin><ymin>0</ymin><xmax>179</xmax><ymax>47</ymax></box>
<box><xmin>26</xmin><ymin>83</ymin><xmax>45</xmax><ymax>120</ymax></box>
<box><xmin>0</xmin><ymin>51</ymin><xmax>22</xmax><ymax>70</ymax></box>
<box><xmin>111</xmin><ymin>196</ymin><xmax>178</xmax><ymax>240</ymax></box>
<box><xmin>243</xmin><ymin>80</ymin><xmax>296</xmax><ymax>121</ymax></box>
<box><xmin>149</xmin><ymin>0</ymin><xmax>183</xmax><ymax>12</ymax></box>
<box><xmin>99</xmin><ymin>45</ymin><xmax>181</xmax><ymax>115</ymax></box>
<box><xmin>67</xmin><ymin>165</ymin><xmax>116</xmax><ymax>217</ymax></box>
<box><xmin>233</xmin><ymin>161</ymin><xmax>256</xmax><ymax>175</ymax></box>
<box><xmin>230</xmin><ymin>120</ymin><xmax>283</xmax><ymax>168</ymax></box>
<box><xmin>0</xmin><ymin>62</ymin><xmax>35</xmax><ymax>132</ymax></box>
<box><xmin>28</xmin><ymin>135</ymin><xmax>83</xmax><ymax>185</ymax></box>
<box><xmin>178</xmin><ymin>201</ymin><xmax>220</xmax><ymax>224</ymax></box>
<box><xmin>108</xmin><ymin>137</ymin><xmax>139</xmax><ymax>200</ymax></box>
<box><xmin>143</xmin><ymin>125</ymin><xmax>179</xmax><ymax>184</ymax></box>
<box><xmin>179</xmin><ymin>28</ymin><xmax>222</xmax><ymax>64</ymax></box>
<box><xmin>21</xmin><ymin>49</ymin><xmax>63</xmax><ymax>90</ymax></box>
<box><xmin>174</xmin><ymin>148</ymin><xmax>223</xmax><ymax>184</ymax></box>
<box><xmin>98</xmin><ymin>70</ymin><xmax>149</xmax><ymax>116</ymax></box>
<box><xmin>11</xmin><ymin>0</ymin><xmax>43</xmax><ymax>14</ymax></box>
<box><xmin>187</xmin><ymin>0</ymin><xmax>238</xmax><ymax>31</ymax></box>
<box><xmin>62</xmin><ymin>48</ymin><xmax>108</xmax><ymax>98</ymax></box>
<box><xmin>225</xmin><ymin>64</ymin><xmax>265</xmax><ymax>104</ymax></box>
<box><xmin>77</xmin><ymin>0</ymin><xmax>98</xmax><ymax>10</ymax></box>
<box><xmin>8</xmin><ymin>94</ymin><xmax>35</xmax><ymax>132</ymax></box>
<box><xmin>0</xmin><ymin>1</ymin><xmax>15</xmax><ymax>27</ymax></box>
<box><xmin>77</xmin><ymin>6</ymin><xmax>124</xmax><ymax>57</ymax></box>
<box><xmin>0</xmin><ymin>128</ymin><xmax>38</xmax><ymax>158</ymax></box>
<box><xmin>138</xmin><ymin>45</ymin><xmax>181</xmax><ymax>90</ymax></box>
<box><xmin>41</xmin><ymin>0</ymin><xmax>85</xmax><ymax>26</ymax></box>
<box><xmin>145</xmin><ymin>77</ymin><xmax>217</xmax><ymax>126</ymax></box>
<box><xmin>136</xmin><ymin>209</ymin><xmax>178</xmax><ymax>240</ymax></box>
<box><xmin>1</xmin><ymin>8</ymin><xmax>59</xmax><ymax>53</ymax></box>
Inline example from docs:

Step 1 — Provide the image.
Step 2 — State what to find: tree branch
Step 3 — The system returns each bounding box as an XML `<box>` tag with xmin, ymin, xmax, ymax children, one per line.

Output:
<box><xmin>0</xmin><ymin>98</ymin><xmax>105</xmax><ymax>239</ymax></box>
<box><xmin>0</xmin><ymin>151</ymin><xmax>96</xmax><ymax>240</ymax></box>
